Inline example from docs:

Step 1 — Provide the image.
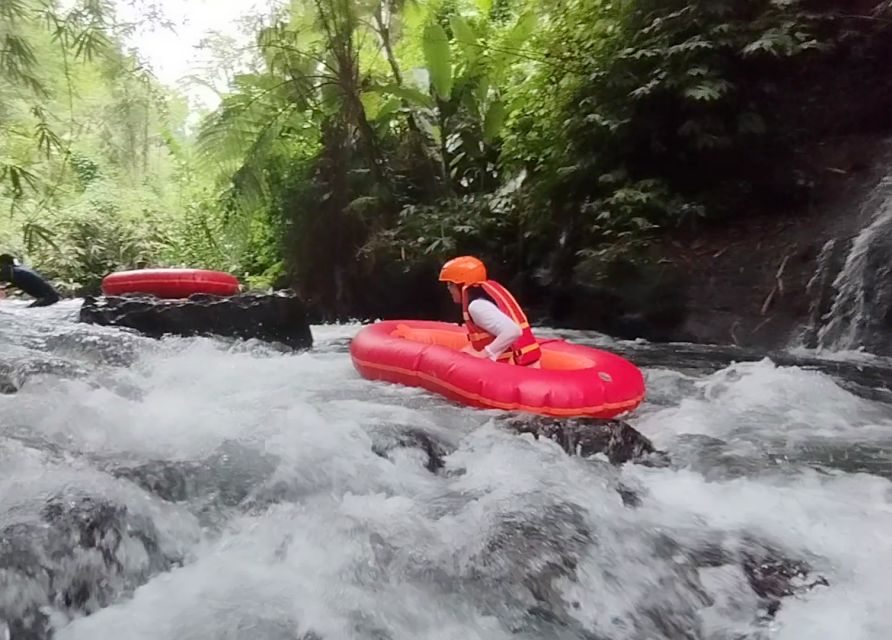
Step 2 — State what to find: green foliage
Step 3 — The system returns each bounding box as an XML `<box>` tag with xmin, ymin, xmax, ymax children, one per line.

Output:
<box><xmin>1</xmin><ymin>0</ymin><xmax>874</xmax><ymax>314</ymax></box>
<box><xmin>366</xmin><ymin>191</ymin><xmax>521</xmax><ymax>264</ymax></box>
<box><xmin>34</xmin><ymin>211</ymin><xmax>167</xmax><ymax>294</ymax></box>
<box><xmin>422</xmin><ymin>22</ymin><xmax>453</xmax><ymax>99</ymax></box>
<box><xmin>499</xmin><ymin>0</ymin><xmax>841</xmax><ymax>279</ymax></box>
<box><xmin>185</xmin><ymin>0</ymin><xmax>872</xmax><ymax>314</ymax></box>
<box><xmin>0</xmin><ymin>0</ymin><xmax>247</xmax><ymax>292</ymax></box>
<box><xmin>20</xmin><ymin>177</ymin><xmax>173</xmax><ymax>293</ymax></box>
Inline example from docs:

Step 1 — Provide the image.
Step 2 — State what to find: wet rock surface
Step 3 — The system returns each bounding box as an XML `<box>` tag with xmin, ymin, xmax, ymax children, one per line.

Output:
<box><xmin>499</xmin><ymin>416</ymin><xmax>668</xmax><ymax>466</ymax></box>
<box><xmin>105</xmin><ymin>441</ymin><xmax>280</xmax><ymax>527</ymax></box>
<box><xmin>78</xmin><ymin>292</ymin><xmax>313</xmax><ymax>350</ymax></box>
<box><xmin>0</xmin><ymin>423</ymin><xmax>833</xmax><ymax>640</ymax></box>
<box><xmin>369</xmin><ymin>425</ymin><xmax>450</xmax><ymax>473</ymax></box>
<box><xmin>0</xmin><ymin>354</ymin><xmax>89</xmax><ymax>394</ymax></box>
<box><xmin>0</xmin><ymin>495</ymin><xmax>180</xmax><ymax>639</ymax></box>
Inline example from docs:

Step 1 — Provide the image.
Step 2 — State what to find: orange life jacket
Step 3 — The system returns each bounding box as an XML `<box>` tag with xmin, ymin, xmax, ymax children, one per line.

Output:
<box><xmin>461</xmin><ymin>280</ymin><xmax>541</xmax><ymax>366</ymax></box>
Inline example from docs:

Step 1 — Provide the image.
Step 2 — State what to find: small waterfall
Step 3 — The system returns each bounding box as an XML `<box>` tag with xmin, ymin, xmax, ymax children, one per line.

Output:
<box><xmin>801</xmin><ymin>238</ymin><xmax>842</xmax><ymax>349</ymax></box>
<box><xmin>815</xmin><ymin>173</ymin><xmax>892</xmax><ymax>354</ymax></box>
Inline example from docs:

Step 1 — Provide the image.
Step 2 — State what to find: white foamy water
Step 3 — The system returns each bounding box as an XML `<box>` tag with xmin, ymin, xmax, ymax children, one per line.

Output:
<box><xmin>816</xmin><ymin>173</ymin><xmax>892</xmax><ymax>354</ymax></box>
<box><xmin>1</xmin><ymin>302</ymin><xmax>891</xmax><ymax>640</ymax></box>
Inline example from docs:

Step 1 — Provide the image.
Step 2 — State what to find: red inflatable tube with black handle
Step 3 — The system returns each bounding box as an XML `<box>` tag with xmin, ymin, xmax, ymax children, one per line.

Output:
<box><xmin>101</xmin><ymin>268</ymin><xmax>240</xmax><ymax>298</ymax></box>
<box><xmin>350</xmin><ymin>319</ymin><xmax>645</xmax><ymax>419</ymax></box>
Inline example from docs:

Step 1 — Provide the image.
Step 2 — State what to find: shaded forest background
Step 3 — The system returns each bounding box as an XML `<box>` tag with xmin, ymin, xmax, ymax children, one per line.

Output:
<box><xmin>3</xmin><ymin>0</ymin><xmax>892</xmax><ymax>340</ymax></box>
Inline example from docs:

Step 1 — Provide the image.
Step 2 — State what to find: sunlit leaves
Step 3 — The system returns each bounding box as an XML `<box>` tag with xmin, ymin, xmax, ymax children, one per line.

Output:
<box><xmin>490</xmin><ymin>10</ymin><xmax>536</xmax><ymax>73</ymax></box>
<box><xmin>1</xmin><ymin>33</ymin><xmax>40</xmax><ymax>86</ymax></box>
<box><xmin>472</xmin><ymin>0</ymin><xmax>492</xmax><ymax>16</ymax></box>
<box><xmin>0</xmin><ymin>160</ymin><xmax>40</xmax><ymax>197</ymax></box>
<box><xmin>32</xmin><ymin>106</ymin><xmax>64</xmax><ymax>156</ymax></box>
<box><xmin>70</xmin><ymin>25</ymin><xmax>109</xmax><ymax>61</ymax></box>
<box><xmin>449</xmin><ymin>14</ymin><xmax>478</xmax><ymax>64</ymax></box>
<box><xmin>0</xmin><ymin>0</ymin><xmax>29</xmax><ymax>21</ymax></box>
<box><xmin>196</xmin><ymin>73</ymin><xmax>308</xmax><ymax>180</ymax></box>
<box><xmin>422</xmin><ymin>21</ymin><xmax>452</xmax><ymax>99</ymax></box>
<box><xmin>22</xmin><ymin>220</ymin><xmax>57</xmax><ymax>252</ymax></box>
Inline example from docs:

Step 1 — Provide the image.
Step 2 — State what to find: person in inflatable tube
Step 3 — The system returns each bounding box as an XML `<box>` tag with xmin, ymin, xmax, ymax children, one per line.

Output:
<box><xmin>0</xmin><ymin>254</ymin><xmax>61</xmax><ymax>307</ymax></box>
<box><xmin>439</xmin><ymin>256</ymin><xmax>542</xmax><ymax>367</ymax></box>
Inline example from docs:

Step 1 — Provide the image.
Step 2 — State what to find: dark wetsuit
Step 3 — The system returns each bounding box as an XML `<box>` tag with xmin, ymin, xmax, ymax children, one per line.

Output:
<box><xmin>0</xmin><ymin>264</ymin><xmax>61</xmax><ymax>307</ymax></box>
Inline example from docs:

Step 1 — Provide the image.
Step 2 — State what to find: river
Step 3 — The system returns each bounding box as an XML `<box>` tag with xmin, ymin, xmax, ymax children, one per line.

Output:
<box><xmin>1</xmin><ymin>299</ymin><xmax>891</xmax><ymax>639</ymax></box>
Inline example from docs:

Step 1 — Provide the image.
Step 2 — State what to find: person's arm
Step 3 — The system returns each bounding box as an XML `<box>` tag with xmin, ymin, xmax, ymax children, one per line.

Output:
<box><xmin>467</xmin><ymin>298</ymin><xmax>522</xmax><ymax>360</ymax></box>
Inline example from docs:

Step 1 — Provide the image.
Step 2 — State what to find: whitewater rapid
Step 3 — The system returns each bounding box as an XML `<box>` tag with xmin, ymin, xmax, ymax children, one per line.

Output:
<box><xmin>1</xmin><ymin>300</ymin><xmax>891</xmax><ymax>640</ymax></box>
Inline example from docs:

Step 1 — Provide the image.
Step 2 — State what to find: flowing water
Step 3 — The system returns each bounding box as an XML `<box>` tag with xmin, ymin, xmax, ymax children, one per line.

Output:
<box><xmin>814</xmin><ymin>168</ymin><xmax>892</xmax><ymax>355</ymax></box>
<box><xmin>1</xmin><ymin>300</ymin><xmax>892</xmax><ymax>640</ymax></box>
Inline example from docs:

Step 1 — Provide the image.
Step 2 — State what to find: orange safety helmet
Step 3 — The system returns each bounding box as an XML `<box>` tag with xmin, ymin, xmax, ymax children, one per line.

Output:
<box><xmin>438</xmin><ymin>256</ymin><xmax>487</xmax><ymax>285</ymax></box>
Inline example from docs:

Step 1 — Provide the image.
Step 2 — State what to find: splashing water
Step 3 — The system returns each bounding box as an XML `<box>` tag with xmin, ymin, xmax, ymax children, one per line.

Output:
<box><xmin>816</xmin><ymin>173</ymin><xmax>892</xmax><ymax>354</ymax></box>
<box><xmin>1</xmin><ymin>301</ymin><xmax>891</xmax><ymax>640</ymax></box>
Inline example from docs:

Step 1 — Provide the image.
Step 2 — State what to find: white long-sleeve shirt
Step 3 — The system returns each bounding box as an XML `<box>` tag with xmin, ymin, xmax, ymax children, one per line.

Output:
<box><xmin>467</xmin><ymin>298</ymin><xmax>522</xmax><ymax>360</ymax></box>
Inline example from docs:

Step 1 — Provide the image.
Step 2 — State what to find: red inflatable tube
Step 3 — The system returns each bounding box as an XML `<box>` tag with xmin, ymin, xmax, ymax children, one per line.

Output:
<box><xmin>101</xmin><ymin>268</ymin><xmax>241</xmax><ymax>298</ymax></box>
<box><xmin>350</xmin><ymin>319</ymin><xmax>646</xmax><ymax>419</ymax></box>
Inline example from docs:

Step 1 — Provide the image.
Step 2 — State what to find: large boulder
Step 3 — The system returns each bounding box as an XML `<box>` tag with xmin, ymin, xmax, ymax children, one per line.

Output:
<box><xmin>78</xmin><ymin>291</ymin><xmax>313</xmax><ymax>350</ymax></box>
<box><xmin>0</xmin><ymin>495</ymin><xmax>179</xmax><ymax>639</ymax></box>
<box><xmin>498</xmin><ymin>416</ymin><xmax>669</xmax><ymax>466</ymax></box>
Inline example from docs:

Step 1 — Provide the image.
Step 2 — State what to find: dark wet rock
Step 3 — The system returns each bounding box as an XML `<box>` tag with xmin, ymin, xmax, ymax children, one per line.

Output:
<box><xmin>110</xmin><ymin>458</ymin><xmax>206</xmax><ymax>503</ymax></box>
<box><xmin>499</xmin><ymin>416</ymin><xmax>668</xmax><ymax>466</ymax></box>
<box><xmin>458</xmin><ymin>501</ymin><xmax>819</xmax><ymax>637</ymax></box>
<box><xmin>370</xmin><ymin>426</ymin><xmax>451</xmax><ymax>473</ymax></box>
<box><xmin>41</xmin><ymin>329</ymin><xmax>147</xmax><ymax>368</ymax></box>
<box><xmin>78</xmin><ymin>291</ymin><xmax>313</xmax><ymax>350</ymax></box>
<box><xmin>464</xmin><ymin>502</ymin><xmax>594</xmax><ymax>631</ymax></box>
<box><xmin>107</xmin><ymin>442</ymin><xmax>280</xmax><ymax>524</ymax></box>
<box><xmin>0</xmin><ymin>495</ymin><xmax>179</xmax><ymax>639</ymax></box>
<box><xmin>368</xmin><ymin>494</ymin><xmax>828</xmax><ymax>639</ymax></box>
<box><xmin>667</xmin><ymin>535</ymin><xmax>830</xmax><ymax>623</ymax></box>
<box><xmin>345</xmin><ymin>611</ymin><xmax>395</xmax><ymax>640</ymax></box>
<box><xmin>0</xmin><ymin>355</ymin><xmax>88</xmax><ymax>394</ymax></box>
<box><xmin>602</xmin><ymin>534</ymin><xmax>829</xmax><ymax>638</ymax></box>
<box><xmin>494</xmin><ymin>417</ymin><xmax>667</xmax><ymax>510</ymax></box>
<box><xmin>663</xmin><ymin>434</ymin><xmax>775</xmax><ymax>482</ymax></box>
<box><xmin>474</xmin><ymin>506</ymin><xmax>830</xmax><ymax>637</ymax></box>
<box><xmin>0</xmin><ymin>374</ymin><xmax>15</xmax><ymax>394</ymax></box>
<box><xmin>742</xmin><ymin>551</ymin><xmax>829</xmax><ymax>618</ymax></box>
<box><xmin>616</xmin><ymin>484</ymin><xmax>643</xmax><ymax>508</ymax></box>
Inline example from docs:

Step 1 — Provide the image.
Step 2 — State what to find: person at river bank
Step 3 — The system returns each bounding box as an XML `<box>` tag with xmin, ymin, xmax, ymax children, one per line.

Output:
<box><xmin>438</xmin><ymin>255</ymin><xmax>541</xmax><ymax>367</ymax></box>
<box><xmin>0</xmin><ymin>254</ymin><xmax>61</xmax><ymax>307</ymax></box>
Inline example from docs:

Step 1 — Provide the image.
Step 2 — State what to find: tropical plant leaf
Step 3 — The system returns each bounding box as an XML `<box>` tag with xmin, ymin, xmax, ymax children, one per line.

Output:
<box><xmin>360</xmin><ymin>90</ymin><xmax>382</xmax><ymax>120</ymax></box>
<box><xmin>491</xmin><ymin>11</ymin><xmax>537</xmax><ymax>72</ymax></box>
<box><xmin>449</xmin><ymin>15</ymin><xmax>478</xmax><ymax>64</ymax></box>
<box><xmin>376</xmin><ymin>82</ymin><xmax>435</xmax><ymax>109</ymax></box>
<box><xmin>483</xmin><ymin>99</ymin><xmax>505</xmax><ymax>143</ymax></box>
<box><xmin>422</xmin><ymin>22</ymin><xmax>452</xmax><ymax>99</ymax></box>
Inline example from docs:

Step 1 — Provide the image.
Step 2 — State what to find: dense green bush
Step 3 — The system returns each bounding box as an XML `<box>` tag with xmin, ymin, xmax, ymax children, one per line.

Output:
<box><xmin>501</xmin><ymin>0</ymin><xmax>839</xmax><ymax>280</ymax></box>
